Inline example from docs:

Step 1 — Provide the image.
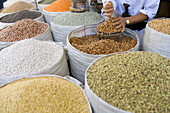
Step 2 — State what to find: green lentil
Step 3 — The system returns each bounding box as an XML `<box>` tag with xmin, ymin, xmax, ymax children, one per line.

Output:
<box><xmin>52</xmin><ymin>11</ymin><xmax>104</xmax><ymax>26</ymax></box>
<box><xmin>87</xmin><ymin>51</ymin><xmax>170</xmax><ymax>113</ymax></box>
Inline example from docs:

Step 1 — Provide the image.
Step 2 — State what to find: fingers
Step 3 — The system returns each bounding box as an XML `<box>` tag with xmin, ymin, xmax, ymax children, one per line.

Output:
<box><xmin>104</xmin><ymin>8</ymin><xmax>114</xmax><ymax>13</ymax></box>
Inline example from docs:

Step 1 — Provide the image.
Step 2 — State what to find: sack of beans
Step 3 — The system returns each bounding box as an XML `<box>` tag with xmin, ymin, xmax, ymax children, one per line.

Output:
<box><xmin>0</xmin><ymin>19</ymin><xmax>53</xmax><ymax>49</ymax></box>
<box><xmin>0</xmin><ymin>39</ymin><xmax>69</xmax><ymax>84</ymax></box>
<box><xmin>0</xmin><ymin>10</ymin><xmax>45</xmax><ymax>29</ymax></box>
<box><xmin>36</xmin><ymin>0</ymin><xmax>56</xmax><ymax>12</ymax></box>
<box><xmin>85</xmin><ymin>51</ymin><xmax>170</xmax><ymax>113</ymax></box>
<box><xmin>0</xmin><ymin>75</ymin><xmax>92</xmax><ymax>113</ymax></box>
<box><xmin>142</xmin><ymin>18</ymin><xmax>170</xmax><ymax>58</ymax></box>
<box><xmin>51</xmin><ymin>11</ymin><xmax>104</xmax><ymax>46</ymax></box>
<box><xmin>3</xmin><ymin>0</ymin><xmax>36</xmax><ymax>8</ymax></box>
<box><xmin>67</xmin><ymin>24</ymin><xmax>139</xmax><ymax>83</ymax></box>
<box><xmin>0</xmin><ymin>1</ymin><xmax>37</xmax><ymax>18</ymax></box>
<box><xmin>42</xmin><ymin>0</ymin><xmax>70</xmax><ymax>25</ymax></box>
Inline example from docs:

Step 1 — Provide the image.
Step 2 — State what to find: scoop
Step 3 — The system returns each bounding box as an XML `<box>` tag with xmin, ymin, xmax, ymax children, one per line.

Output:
<box><xmin>96</xmin><ymin>0</ymin><xmax>123</xmax><ymax>42</ymax></box>
<box><xmin>96</xmin><ymin>30</ymin><xmax>123</xmax><ymax>42</ymax></box>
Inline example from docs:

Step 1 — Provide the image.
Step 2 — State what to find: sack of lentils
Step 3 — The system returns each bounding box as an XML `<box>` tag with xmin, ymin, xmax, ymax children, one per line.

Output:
<box><xmin>142</xmin><ymin>18</ymin><xmax>170</xmax><ymax>58</ymax></box>
<box><xmin>3</xmin><ymin>0</ymin><xmax>36</xmax><ymax>8</ymax></box>
<box><xmin>0</xmin><ymin>39</ymin><xmax>69</xmax><ymax>84</ymax></box>
<box><xmin>85</xmin><ymin>51</ymin><xmax>170</xmax><ymax>113</ymax></box>
<box><xmin>51</xmin><ymin>11</ymin><xmax>104</xmax><ymax>46</ymax></box>
<box><xmin>0</xmin><ymin>19</ymin><xmax>53</xmax><ymax>49</ymax></box>
<box><xmin>36</xmin><ymin>0</ymin><xmax>56</xmax><ymax>12</ymax></box>
<box><xmin>43</xmin><ymin>0</ymin><xmax>70</xmax><ymax>25</ymax></box>
<box><xmin>0</xmin><ymin>10</ymin><xmax>45</xmax><ymax>29</ymax></box>
<box><xmin>0</xmin><ymin>75</ymin><xmax>92</xmax><ymax>113</ymax></box>
<box><xmin>0</xmin><ymin>1</ymin><xmax>36</xmax><ymax>18</ymax></box>
<box><xmin>67</xmin><ymin>24</ymin><xmax>139</xmax><ymax>83</ymax></box>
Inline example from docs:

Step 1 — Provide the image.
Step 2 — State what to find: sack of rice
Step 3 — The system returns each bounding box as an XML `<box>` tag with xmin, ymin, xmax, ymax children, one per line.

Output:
<box><xmin>43</xmin><ymin>0</ymin><xmax>70</xmax><ymax>25</ymax></box>
<box><xmin>0</xmin><ymin>39</ymin><xmax>69</xmax><ymax>84</ymax></box>
<box><xmin>67</xmin><ymin>24</ymin><xmax>139</xmax><ymax>83</ymax></box>
<box><xmin>85</xmin><ymin>51</ymin><xmax>170</xmax><ymax>113</ymax></box>
<box><xmin>3</xmin><ymin>0</ymin><xmax>35</xmax><ymax>8</ymax></box>
<box><xmin>142</xmin><ymin>18</ymin><xmax>170</xmax><ymax>58</ymax></box>
<box><xmin>51</xmin><ymin>11</ymin><xmax>104</xmax><ymax>46</ymax></box>
<box><xmin>0</xmin><ymin>75</ymin><xmax>92</xmax><ymax>113</ymax></box>
<box><xmin>0</xmin><ymin>1</ymin><xmax>36</xmax><ymax>18</ymax></box>
<box><xmin>0</xmin><ymin>19</ymin><xmax>53</xmax><ymax>49</ymax></box>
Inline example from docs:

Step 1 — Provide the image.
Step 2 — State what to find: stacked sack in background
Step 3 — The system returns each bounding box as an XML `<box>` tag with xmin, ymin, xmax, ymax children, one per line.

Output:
<box><xmin>42</xmin><ymin>0</ymin><xmax>70</xmax><ymax>25</ymax></box>
<box><xmin>142</xmin><ymin>19</ymin><xmax>170</xmax><ymax>58</ymax></box>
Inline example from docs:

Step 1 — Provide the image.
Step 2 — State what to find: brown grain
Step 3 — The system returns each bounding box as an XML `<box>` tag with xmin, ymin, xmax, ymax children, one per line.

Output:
<box><xmin>69</xmin><ymin>34</ymin><xmax>137</xmax><ymax>55</ymax></box>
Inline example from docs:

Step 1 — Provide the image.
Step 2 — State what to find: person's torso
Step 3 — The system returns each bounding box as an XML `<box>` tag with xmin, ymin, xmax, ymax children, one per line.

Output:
<box><xmin>115</xmin><ymin>0</ymin><xmax>146</xmax><ymax>16</ymax></box>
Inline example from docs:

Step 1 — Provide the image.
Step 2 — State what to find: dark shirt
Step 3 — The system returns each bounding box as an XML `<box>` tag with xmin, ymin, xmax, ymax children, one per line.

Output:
<box><xmin>0</xmin><ymin>0</ymin><xmax>7</xmax><ymax>9</ymax></box>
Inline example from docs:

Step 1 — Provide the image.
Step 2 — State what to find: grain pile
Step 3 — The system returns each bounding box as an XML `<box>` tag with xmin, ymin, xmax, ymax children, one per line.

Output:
<box><xmin>3</xmin><ymin>0</ymin><xmax>35</xmax><ymax>8</ymax></box>
<box><xmin>39</xmin><ymin>0</ymin><xmax>56</xmax><ymax>4</ymax></box>
<box><xmin>1</xmin><ymin>1</ymin><xmax>36</xmax><ymax>13</ymax></box>
<box><xmin>0</xmin><ymin>10</ymin><xmax>42</xmax><ymax>23</ymax></box>
<box><xmin>69</xmin><ymin>35</ymin><xmax>137</xmax><ymax>55</ymax></box>
<box><xmin>52</xmin><ymin>12</ymin><xmax>104</xmax><ymax>26</ymax></box>
<box><xmin>0</xmin><ymin>39</ymin><xmax>63</xmax><ymax>77</ymax></box>
<box><xmin>0</xmin><ymin>19</ymin><xmax>48</xmax><ymax>42</ymax></box>
<box><xmin>44</xmin><ymin>0</ymin><xmax>70</xmax><ymax>12</ymax></box>
<box><xmin>148</xmin><ymin>19</ymin><xmax>170</xmax><ymax>35</ymax></box>
<box><xmin>87</xmin><ymin>51</ymin><xmax>170</xmax><ymax>113</ymax></box>
<box><xmin>96</xmin><ymin>17</ymin><xmax>122</xmax><ymax>34</ymax></box>
<box><xmin>0</xmin><ymin>76</ymin><xmax>90</xmax><ymax>113</ymax></box>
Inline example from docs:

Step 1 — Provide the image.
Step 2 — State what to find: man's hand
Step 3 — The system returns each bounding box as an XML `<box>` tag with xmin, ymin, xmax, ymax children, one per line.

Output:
<box><xmin>103</xmin><ymin>1</ymin><xmax>114</xmax><ymax>19</ymax></box>
<box><xmin>112</xmin><ymin>17</ymin><xmax>126</xmax><ymax>32</ymax></box>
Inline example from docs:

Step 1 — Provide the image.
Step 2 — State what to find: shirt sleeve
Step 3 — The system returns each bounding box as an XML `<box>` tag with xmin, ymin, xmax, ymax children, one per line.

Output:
<box><xmin>140</xmin><ymin>0</ymin><xmax>160</xmax><ymax>20</ymax></box>
<box><xmin>101</xmin><ymin>0</ymin><xmax>117</xmax><ymax>19</ymax></box>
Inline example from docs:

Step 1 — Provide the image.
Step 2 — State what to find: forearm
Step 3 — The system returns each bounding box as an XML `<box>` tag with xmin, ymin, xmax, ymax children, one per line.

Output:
<box><xmin>127</xmin><ymin>13</ymin><xmax>148</xmax><ymax>25</ymax></box>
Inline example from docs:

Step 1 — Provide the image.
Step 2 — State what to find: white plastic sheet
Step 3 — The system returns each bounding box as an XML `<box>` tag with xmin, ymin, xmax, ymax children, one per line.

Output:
<box><xmin>142</xmin><ymin>24</ymin><xmax>170</xmax><ymax>58</ymax></box>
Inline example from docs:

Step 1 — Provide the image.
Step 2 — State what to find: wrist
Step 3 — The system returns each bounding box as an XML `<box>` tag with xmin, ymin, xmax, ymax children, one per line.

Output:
<box><xmin>125</xmin><ymin>17</ymin><xmax>130</xmax><ymax>25</ymax></box>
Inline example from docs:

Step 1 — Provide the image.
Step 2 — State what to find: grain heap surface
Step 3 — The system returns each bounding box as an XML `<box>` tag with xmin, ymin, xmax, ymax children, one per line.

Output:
<box><xmin>148</xmin><ymin>19</ymin><xmax>170</xmax><ymax>35</ymax></box>
<box><xmin>1</xmin><ymin>1</ymin><xmax>36</xmax><ymax>13</ymax></box>
<box><xmin>96</xmin><ymin>17</ymin><xmax>122</xmax><ymax>34</ymax></box>
<box><xmin>39</xmin><ymin>0</ymin><xmax>56</xmax><ymax>4</ymax></box>
<box><xmin>44</xmin><ymin>0</ymin><xmax>70</xmax><ymax>12</ymax></box>
<box><xmin>69</xmin><ymin>35</ymin><xmax>137</xmax><ymax>55</ymax></box>
<box><xmin>87</xmin><ymin>51</ymin><xmax>170</xmax><ymax>113</ymax></box>
<box><xmin>0</xmin><ymin>19</ymin><xmax>48</xmax><ymax>42</ymax></box>
<box><xmin>0</xmin><ymin>39</ymin><xmax>63</xmax><ymax>77</ymax></box>
<box><xmin>52</xmin><ymin>12</ymin><xmax>104</xmax><ymax>26</ymax></box>
<box><xmin>0</xmin><ymin>76</ymin><xmax>90</xmax><ymax>113</ymax></box>
<box><xmin>0</xmin><ymin>10</ymin><xmax>42</xmax><ymax>23</ymax></box>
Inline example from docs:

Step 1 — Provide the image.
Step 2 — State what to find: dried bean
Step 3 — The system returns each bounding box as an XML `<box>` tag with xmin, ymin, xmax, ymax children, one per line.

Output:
<box><xmin>96</xmin><ymin>17</ymin><xmax>122</xmax><ymax>34</ymax></box>
<box><xmin>148</xmin><ymin>19</ymin><xmax>170</xmax><ymax>35</ymax></box>
<box><xmin>69</xmin><ymin>35</ymin><xmax>137</xmax><ymax>55</ymax></box>
<box><xmin>0</xmin><ymin>19</ymin><xmax>48</xmax><ymax>42</ymax></box>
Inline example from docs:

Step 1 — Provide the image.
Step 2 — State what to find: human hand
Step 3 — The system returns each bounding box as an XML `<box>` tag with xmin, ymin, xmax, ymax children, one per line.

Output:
<box><xmin>112</xmin><ymin>17</ymin><xmax>126</xmax><ymax>32</ymax></box>
<box><xmin>103</xmin><ymin>1</ymin><xmax>114</xmax><ymax>19</ymax></box>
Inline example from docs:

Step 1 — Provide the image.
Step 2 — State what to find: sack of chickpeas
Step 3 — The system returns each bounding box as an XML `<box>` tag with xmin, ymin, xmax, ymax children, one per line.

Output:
<box><xmin>67</xmin><ymin>24</ymin><xmax>140</xmax><ymax>84</ymax></box>
<box><xmin>0</xmin><ymin>19</ymin><xmax>53</xmax><ymax>49</ymax></box>
<box><xmin>142</xmin><ymin>18</ymin><xmax>170</xmax><ymax>58</ymax></box>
